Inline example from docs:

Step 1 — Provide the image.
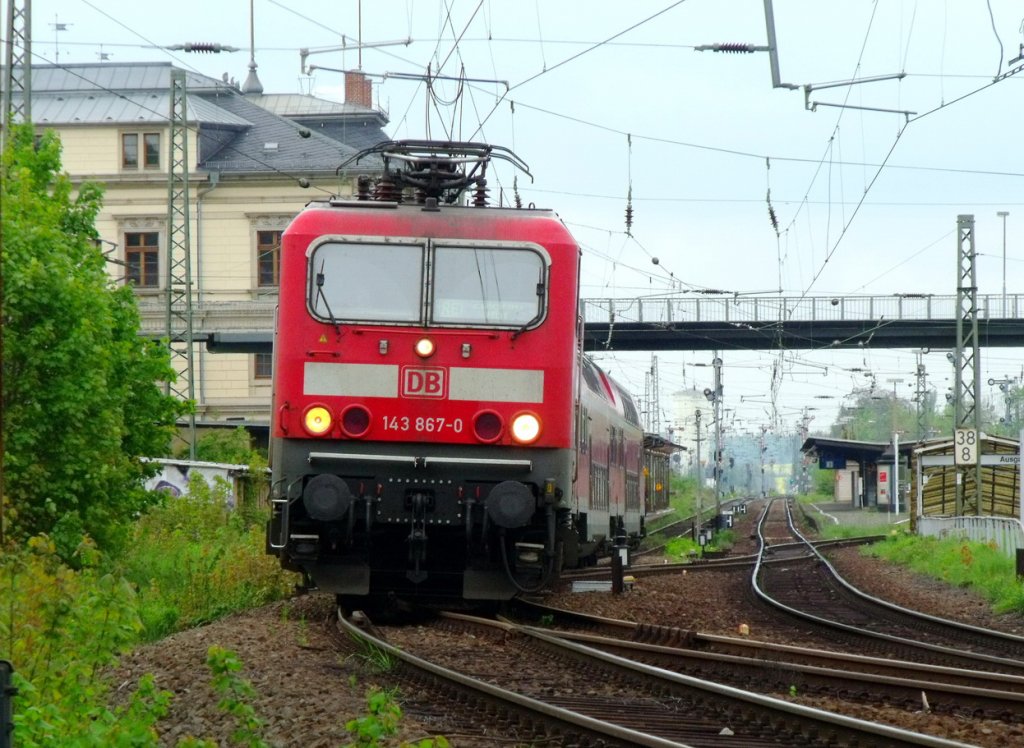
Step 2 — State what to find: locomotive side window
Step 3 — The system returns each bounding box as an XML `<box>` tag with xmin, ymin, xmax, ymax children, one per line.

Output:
<box><xmin>308</xmin><ymin>241</ymin><xmax>423</xmax><ymax>323</ymax></box>
<box><xmin>431</xmin><ymin>246</ymin><xmax>544</xmax><ymax>327</ymax></box>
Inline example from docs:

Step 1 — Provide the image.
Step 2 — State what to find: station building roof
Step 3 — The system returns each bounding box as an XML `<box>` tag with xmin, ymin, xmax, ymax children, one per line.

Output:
<box><xmin>12</xmin><ymin>62</ymin><xmax>389</xmax><ymax>176</ymax></box>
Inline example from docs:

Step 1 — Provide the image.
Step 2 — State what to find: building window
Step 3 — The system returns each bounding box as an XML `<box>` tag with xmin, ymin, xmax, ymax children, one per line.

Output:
<box><xmin>122</xmin><ymin>132</ymin><xmax>160</xmax><ymax>170</ymax></box>
<box><xmin>122</xmin><ymin>133</ymin><xmax>138</xmax><ymax>168</ymax></box>
<box><xmin>257</xmin><ymin>230</ymin><xmax>282</xmax><ymax>287</ymax></box>
<box><xmin>143</xmin><ymin>133</ymin><xmax>160</xmax><ymax>168</ymax></box>
<box><xmin>254</xmin><ymin>353</ymin><xmax>273</xmax><ymax>380</ymax></box>
<box><xmin>125</xmin><ymin>231</ymin><xmax>160</xmax><ymax>288</ymax></box>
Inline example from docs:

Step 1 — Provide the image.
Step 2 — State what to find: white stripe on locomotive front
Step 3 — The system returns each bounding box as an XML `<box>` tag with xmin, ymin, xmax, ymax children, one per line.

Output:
<box><xmin>304</xmin><ymin>361</ymin><xmax>544</xmax><ymax>403</ymax></box>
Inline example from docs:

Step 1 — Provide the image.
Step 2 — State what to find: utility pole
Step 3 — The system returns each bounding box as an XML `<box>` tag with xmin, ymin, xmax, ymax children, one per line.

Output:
<box><xmin>885</xmin><ymin>375</ymin><xmax>904</xmax><ymax>516</ymax></box>
<box><xmin>694</xmin><ymin>409</ymin><xmax>703</xmax><ymax>529</ymax></box>
<box><xmin>710</xmin><ymin>354</ymin><xmax>723</xmax><ymax>526</ymax></box>
<box><xmin>643</xmin><ymin>355</ymin><xmax>660</xmax><ymax>433</ymax></box>
<box><xmin>913</xmin><ymin>350</ymin><xmax>929</xmax><ymax>440</ymax></box>
<box><xmin>998</xmin><ymin>211</ymin><xmax>1009</xmax><ymax>316</ymax></box>
<box><xmin>759</xmin><ymin>425</ymin><xmax>769</xmax><ymax>497</ymax></box>
<box><xmin>797</xmin><ymin>408</ymin><xmax>814</xmax><ymax>494</ymax></box>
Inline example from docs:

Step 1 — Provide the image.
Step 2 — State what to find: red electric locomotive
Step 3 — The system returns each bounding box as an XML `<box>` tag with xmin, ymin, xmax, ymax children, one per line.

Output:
<box><xmin>266</xmin><ymin>141</ymin><xmax>647</xmax><ymax>606</ymax></box>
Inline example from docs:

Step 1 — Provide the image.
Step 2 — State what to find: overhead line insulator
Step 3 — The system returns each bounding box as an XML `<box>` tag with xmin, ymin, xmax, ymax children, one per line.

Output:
<box><xmin>167</xmin><ymin>42</ymin><xmax>240</xmax><ymax>53</ymax></box>
<box><xmin>695</xmin><ymin>42</ymin><xmax>766</xmax><ymax>54</ymax></box>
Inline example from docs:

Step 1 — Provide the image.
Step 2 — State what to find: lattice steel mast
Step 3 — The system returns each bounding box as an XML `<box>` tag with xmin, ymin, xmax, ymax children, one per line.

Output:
<box><xmin>954</xmin><ymin>215</ymin><xmax>982</xmax><ymax>514</ymax></box>
<box><xmin>2</xmin><ymin>0</ymin><xmax>30</xmax><ymax>138</ymax></box>
<box><xmin>165</xmin><ymin>69</ymin><xmax>196</xmax><ymax>458</ymax></box>
<box><xmin>2</xmin><ymin>0</ymin><xmax>33</xmax><ymax>548</ymax></box>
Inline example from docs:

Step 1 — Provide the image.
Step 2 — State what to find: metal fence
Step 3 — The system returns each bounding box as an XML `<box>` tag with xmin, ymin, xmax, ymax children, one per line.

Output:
<box><xmin>917</xmin><ymin>515</ymin><xmax>1024</xmax><ymax>557</ymax></box>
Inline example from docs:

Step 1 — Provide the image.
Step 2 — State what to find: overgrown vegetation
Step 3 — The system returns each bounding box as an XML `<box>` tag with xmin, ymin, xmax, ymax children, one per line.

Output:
<box><xmin>0</xmin><ymin>471</ymin><xmax>296</xmax><ymax>744</ymax></box>
<box><xmin>117</xmin><ymin>474</ymin><xmax>293</xmax><ymax>640</ymax></box>
<box><xmin>863</xmin><ymin>533</ymin><xmax>1024</xmax><ymax>615</ymax></box>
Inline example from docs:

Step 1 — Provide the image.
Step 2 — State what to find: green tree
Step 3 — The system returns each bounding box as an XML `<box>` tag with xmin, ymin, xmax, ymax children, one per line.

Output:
<box><xmin>1</xmin><ymin>125</ymin><xmax>183</xmax><ymax>555</ymax></box>
<box><xmin>192</xmin><ymin>426</ymin><xmax>260</xmax><ymax>464</ymax></box>
<box><xmin>830</xmin><ymin>387</ymin><xmax>918</xmax><ymax>442</ymax></box>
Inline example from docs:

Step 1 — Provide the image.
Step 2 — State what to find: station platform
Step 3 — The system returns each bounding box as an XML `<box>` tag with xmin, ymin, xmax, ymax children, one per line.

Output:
<box><xmin>808</xmin><ymin>501</ymin><xmax>908</xmax><ymax>528</ymax></box>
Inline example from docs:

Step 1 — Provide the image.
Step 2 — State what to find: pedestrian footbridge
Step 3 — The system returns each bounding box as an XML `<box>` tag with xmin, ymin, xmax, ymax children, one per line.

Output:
<box><xmin>580</xmin><ymin>293</ymin><xmax>1024</xmax><ymax>351</ymax></box>
<box><xmin>138</xmin><ymin>293</ymin><xmax>1024</xmax><ymax>353</ymax></box>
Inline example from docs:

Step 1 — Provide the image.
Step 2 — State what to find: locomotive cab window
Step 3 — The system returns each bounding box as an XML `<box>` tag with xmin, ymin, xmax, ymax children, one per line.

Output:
<box><xmin>308</xmin><ymin>241</ymin><xmax>423</xmax><ymax>323</ymax></box>
<box><xmin>431</xmin><ymin>246</ymin><xmax>545</xmax><ymax>327</ymax></box>
<box><xmin>307</xmin><ymin>239</ymin><xmax>547</xmax><ymax>329</ymax></box>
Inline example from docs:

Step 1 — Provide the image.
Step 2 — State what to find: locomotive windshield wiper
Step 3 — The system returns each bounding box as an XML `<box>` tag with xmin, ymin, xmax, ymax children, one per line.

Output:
<box><xmin>510</xmin><ymin>275</ymin><xmax>546</xmax><ymax>341</ymax></box>
<box><xmin>314</xmin><ymin>262</ymin><xmax>341</xmax><ymax>335</ymax></box>
<box><xmin>510</xmin><ymin>313</ymin><xmax>540</xmax><ymax>341</ymax></box>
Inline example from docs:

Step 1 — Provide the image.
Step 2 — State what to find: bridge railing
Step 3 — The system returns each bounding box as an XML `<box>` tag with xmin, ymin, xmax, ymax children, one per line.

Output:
<box><xmin>581</xmin><ymin>294</ymin><xmax>1024</xmax><ymax>325</ymax></box>
<box><xmin>131</xmin><ymin>293</ymin><xmax>1024</xmax><ymax>336</ymax></box>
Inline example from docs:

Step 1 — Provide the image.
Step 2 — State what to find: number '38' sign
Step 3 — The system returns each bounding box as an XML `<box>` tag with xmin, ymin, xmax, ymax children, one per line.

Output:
<box><xmin>954</xmin><ymin>428</ymin><xmax>978</xmax><ymax>465</ymax></box>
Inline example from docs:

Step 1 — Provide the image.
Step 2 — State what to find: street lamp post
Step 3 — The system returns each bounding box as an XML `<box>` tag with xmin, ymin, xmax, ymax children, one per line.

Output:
<box><xmin>998</xmin><ymin>211</ymin><xmax>1009</xmax><ymax>315</ymax></box>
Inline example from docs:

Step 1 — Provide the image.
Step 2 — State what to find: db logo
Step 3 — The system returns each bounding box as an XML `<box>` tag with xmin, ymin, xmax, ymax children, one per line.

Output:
<box><xmin>401</xmin><ymin>367</ymin><xmax>446</xmax><ymax>398</ymax></box>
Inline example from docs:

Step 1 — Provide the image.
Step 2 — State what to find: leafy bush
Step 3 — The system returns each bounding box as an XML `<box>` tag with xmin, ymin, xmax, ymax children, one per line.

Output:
<box><xmin>345</xmin><ymin>688</ymin><xmax>450</xmax><ymax>748</ymax></box>
<box><xmin>0</xmin><ymin>538</ymin><xmax>173</xmax><ymax>746</ymax></box>
<box><xmin>117</xmin><ymin>474</ymin><xmax>295</xmax><ymax>640</ymax></box>
<box><xmin>206</xmin><ymin>646</ymin><xmax>268</xmax><ymax>748</ymax></box>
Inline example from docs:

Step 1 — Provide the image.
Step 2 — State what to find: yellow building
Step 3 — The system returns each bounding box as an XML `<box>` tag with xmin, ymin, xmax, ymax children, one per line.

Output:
<box><xmin>25</xmin><ymin>62</ymin><xmax>387</xmax><ymax>433</ymax></box>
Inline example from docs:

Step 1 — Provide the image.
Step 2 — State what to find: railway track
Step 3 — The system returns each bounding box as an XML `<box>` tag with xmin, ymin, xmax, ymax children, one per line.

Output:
<box><xmin>754</xmin><ymin>499</ymin><xmax>1024</xmax><ymax>673</ymax></box>
<box><xmin>508</xmin><ymin>598</ymin><xmax>1024</xmax><ymax>723</ymax></box>
<box><xmin>562</xmin><ymin>535</ymin><xmax>885</xmax><ymax>581</ymax></box>
<box><xmin>339</xmin><ymin>608</ymin><xmax>978</xmax><ymax>747</ymax></box>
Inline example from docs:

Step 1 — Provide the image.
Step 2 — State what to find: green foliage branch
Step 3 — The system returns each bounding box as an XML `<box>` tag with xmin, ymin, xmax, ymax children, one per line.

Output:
<box><xmin>1</xmin><ymin>124</ymin><xmax>184</xmax><ymax>557</ymax></box>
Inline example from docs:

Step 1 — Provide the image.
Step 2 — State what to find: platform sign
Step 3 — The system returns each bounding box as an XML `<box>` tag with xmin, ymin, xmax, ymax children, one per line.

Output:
<box><xmin>954</xmin><ymin>428</ymin><xmax>979</xmax><ymax>465</ymax></box>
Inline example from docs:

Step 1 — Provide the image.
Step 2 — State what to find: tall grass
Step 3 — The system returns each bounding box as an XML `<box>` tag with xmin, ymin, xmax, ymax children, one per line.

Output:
<box><xmin>864</xmin><ymin>534</ymin><xmax>1024</xmax><ymax>615</ymax></box>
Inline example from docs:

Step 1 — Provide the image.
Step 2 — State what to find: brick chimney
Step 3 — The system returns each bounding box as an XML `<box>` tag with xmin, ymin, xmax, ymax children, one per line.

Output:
<box><xmin>345</xmin><ymin>71</ymin><xmax>373</xmax><ymax>109</ymax></box>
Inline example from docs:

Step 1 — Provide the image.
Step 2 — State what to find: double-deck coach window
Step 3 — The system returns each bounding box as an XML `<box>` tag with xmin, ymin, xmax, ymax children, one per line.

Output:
<box><xmin>308</xmin><ymin>240</ymin><xmax>547</xmax><ymax>329</ymax></box>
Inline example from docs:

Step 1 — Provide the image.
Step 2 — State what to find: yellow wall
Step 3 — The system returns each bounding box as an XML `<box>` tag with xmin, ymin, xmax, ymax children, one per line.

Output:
<box><xmin>51</xmin><ymin>122</ymin><xmax>353</xmax><ymax>422</ymax></box>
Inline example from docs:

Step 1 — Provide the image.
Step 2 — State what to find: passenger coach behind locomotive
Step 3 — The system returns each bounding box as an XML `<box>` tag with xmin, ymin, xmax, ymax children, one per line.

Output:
<box><xmin>266</xmin><ymin>141</ymin><xmax>647</xmax><ymax>606</ymax></box>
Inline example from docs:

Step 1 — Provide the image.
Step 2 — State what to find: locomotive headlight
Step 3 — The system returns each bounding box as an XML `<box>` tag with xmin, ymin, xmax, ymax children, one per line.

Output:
<box><xmin>414</xmin><ymin>337</ymin><xmax>436</xmax><ymax>358</ymax></box>
<box><xmin>303</xmin><ymin>405</ymin><xmax>333</xmax><ymax>436</ymax></box>
<box><xmin>510</xmin><ymin>413</ymin><xmax>542</xmax><ymax>444</ymax></box>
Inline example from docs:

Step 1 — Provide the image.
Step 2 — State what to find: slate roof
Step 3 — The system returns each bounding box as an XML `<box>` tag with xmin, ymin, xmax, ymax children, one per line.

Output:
<box><xmin>13</xmin><ymin>62</ymin><xmax>385</xmax><ymax>176</ymax></box>
<box><xmin>248</xmin><ymin>93</ymin><xmax>390</xmax><ymax>153</ymax></box>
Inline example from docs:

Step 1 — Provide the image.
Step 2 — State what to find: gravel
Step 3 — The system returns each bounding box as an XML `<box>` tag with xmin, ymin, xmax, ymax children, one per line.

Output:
<box><xmin>108</xmin><ymin>505</ymin><xmax>1024</xmax><ymax>747</ymax></box>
